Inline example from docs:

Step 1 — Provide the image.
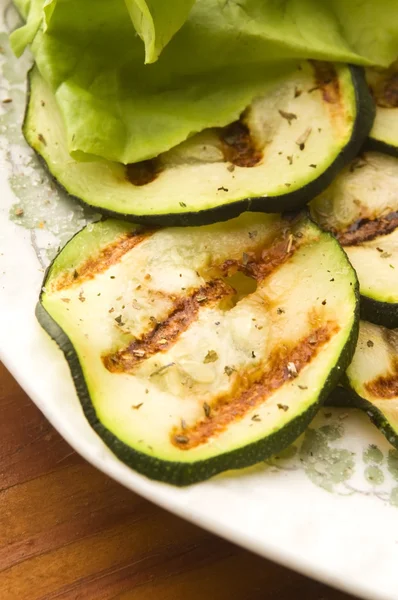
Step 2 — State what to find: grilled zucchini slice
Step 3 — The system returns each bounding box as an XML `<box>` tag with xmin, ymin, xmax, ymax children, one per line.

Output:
<box><xmin>25</xmin><ymin>62</ymin><xmax>373</xmax><ymax>226</ymax></box>
<box><xmin>311</xmin><ymin>152</ymin><xmax>398</xmax><ymax>328</ymax></box>
<box><xmin>37</xmin><ymin>212</ymin><xmax>359</xmax><ymax>485</ymax></box>
<box><xmin>366</xmin><ymin>62</ymin><xmax>398</xmax><ymax>157</ymax></box>
<box><xmin>329</xmin><ymin>321</ymin><xmax>398</xmax><ymax>450</ymax></box>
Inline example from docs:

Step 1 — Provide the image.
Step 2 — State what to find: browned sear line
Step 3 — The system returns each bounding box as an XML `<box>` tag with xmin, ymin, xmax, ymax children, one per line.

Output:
<box><xmin>54</xmin><ymin>230</ymin><xmax>154</xmax><ymax>290</ymax></box>
<box><xmin>366</xmin><ymin>359</ymin><xmax>398</xmax><ymax>399</ymax></box>
<box><xmin>369</xmin><ymin>65</ymin><xmax>398</xmax><ymax>109</ymax></box>
<box><xmin>220</xmin><ymin>120</ymin><xmax>262</xmax><ymax>168</ymax></box>
<box><xmin>126</xmin><ymin>158</ymin><xmax>161</xmax><ymax>186</ymax></box>
<box><xmin>378</xmin><ymin>73</ymin><xmax>398</xmax><ymax>108</ymax></box>
<box><xmin>104</xmin><ymin>224</ymin><xmax>304</xmax><ymax>373</ymax></box>
<box><xmin>335</xmin><ymin>211</ymin><xmax>398</xmax><ymax>246</ymax></box>
<box><xmin>103</xmin><ymin>280</ymin><xmax>234</xmax><ymax>373</ymax></box>
<box><xmin>250</xmin><ymin>236</ymin><xmax>298</xmax><ymax>280</ymax></box>
<box><xmin>219</xmin><ymin>233</ymin><xmax>298</xmax><ymax>282</ymax></box>
<box><xmin>312</xmin><ymin>61</ymin><xmax>340</xmax><ymax>104</ymax></box>
<box><xmin>172</xmin><ymin>323</ymin><xmax>339</xmax><ymax>450</ymax></box>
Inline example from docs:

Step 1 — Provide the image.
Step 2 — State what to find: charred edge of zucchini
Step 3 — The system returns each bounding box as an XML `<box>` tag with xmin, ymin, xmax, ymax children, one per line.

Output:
<box><xmin>23</xmin><ymin>66</ymin><xmax>375</xmax><ymax>227</ymax></box>
<box><xmin>35</xmin><ymin>245</ymin><xmax>360</xmax><ymax>486</ymax></box>
<box><xmin>364</xmin><ymin>137</ymin><xmax>398</xmax><ymax>159</ymax></box>
<box><xmin>327</xmin><ymin>379</ymin><xmax>398</xmax><ymax>450</ymax></box>
<box><xmin>360</xmin><ymin>296</ymin><xmax>398</xmax><ymax>330</ymax></box>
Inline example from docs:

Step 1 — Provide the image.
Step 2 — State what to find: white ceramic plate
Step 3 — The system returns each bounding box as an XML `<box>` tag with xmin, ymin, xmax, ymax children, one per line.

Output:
<box><xmin>2</xmin><ymin>4</ymin><xmax>398</xmax><ymax>599</ymax></box>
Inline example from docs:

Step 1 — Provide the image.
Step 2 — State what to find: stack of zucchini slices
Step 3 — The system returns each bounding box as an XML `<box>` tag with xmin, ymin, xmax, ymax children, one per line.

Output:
<box><xmin>31</xmin><ymin>58</ymin><xmax>398</xmax><ymax>485</ymax></box>
<box><xmin>311</xmin><ymin>60</ymin><xmax>398</xmax><ymax>448</ymax></box>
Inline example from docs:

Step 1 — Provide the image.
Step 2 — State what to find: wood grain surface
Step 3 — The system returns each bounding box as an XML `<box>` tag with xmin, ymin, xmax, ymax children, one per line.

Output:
<box><xmin>0</xmin><ymin>362</ymin><xmax>357</xmax><ymax>600</ymax></box>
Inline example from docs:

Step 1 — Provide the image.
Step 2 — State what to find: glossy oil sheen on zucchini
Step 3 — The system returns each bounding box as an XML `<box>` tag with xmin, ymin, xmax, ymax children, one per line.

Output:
<box><xmin>311</xmin><ymin>152</ymin><xmax>398</xmax><ymax>328</ymax></box>
<box><xmin>330</xmin><ymin>321</ymin><xmax>398</xmax><ymax>450</ymax></box>
<box><xmin>37</xmin><ymin>213</ymin><xmax>359</xmax><ymax>485</ymax></box>
<box><xmin>25</xmin><ymin>62</ymin><xmax>374</xmax><ymax>226</ymax></box>
<box><xmin>366</xmin><ymin>62</ymin><xmax>398</xmax><ymax>157</ymax></box>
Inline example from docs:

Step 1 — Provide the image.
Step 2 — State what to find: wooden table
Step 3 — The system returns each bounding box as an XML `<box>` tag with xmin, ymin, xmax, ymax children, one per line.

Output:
<box><xmin>0</xmin><ymin>362</ymin><xmax>357</xmax><ymax>600</ymax></box>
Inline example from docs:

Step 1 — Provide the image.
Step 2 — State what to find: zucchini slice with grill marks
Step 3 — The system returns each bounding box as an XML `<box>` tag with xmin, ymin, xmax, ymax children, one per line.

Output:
<box><xmin>366</xmin><ymin>62</ymin><xmax>398</xmax><ymax>157</ymax></box>
<box><xmin>329</xmin><ymin>321</ymin><xmax>398</xmax><ymax>450</ymax></box>
<box><xmin>37</xmin><ymin>212</ymin><xmax>359</xmax><ymax>485</ymax></box>
<box><xmin>311</xmin><ymin>152</ymin><xmax>398</xmax><ymax>328</ymax></box>
<box><xmin>25</xmin><ymin>61</ymin><xmax>374</xmax><ymax>226</ymax></box>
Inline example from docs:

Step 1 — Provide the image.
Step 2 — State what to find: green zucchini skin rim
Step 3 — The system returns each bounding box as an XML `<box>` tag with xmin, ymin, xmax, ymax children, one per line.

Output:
<box><xmin>24</xmin><ymin>65</ymin><xmax>375</xmax><ymax>227</ymax></box>
<box><xmin>360</xmin><ymin>296</ymin><xmax>398</xmax><ymax>330</ymax></box>
<box><xmin>35</xmin><ymin>222</ymin><xmax>361</xmax><ymax>486</ymax></box>
<box><xmin>327</xmin><ymin>381</ymin><xmax>398</xmax><ymax>450</ymax></box>
<box><xmin>313</xmin><ymin>228</ymin><xmax>398</xmax><ymax>330</ymax></box>
<box><xmin>364</xmin><ymin>137</ymin><xmax>398</xmax><ymax>159</ymax></box>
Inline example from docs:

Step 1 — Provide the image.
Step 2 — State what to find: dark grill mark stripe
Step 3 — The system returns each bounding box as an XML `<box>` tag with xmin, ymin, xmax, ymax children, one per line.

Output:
<box><xmin>366</xmin><ymin>359</ymin><xmax>398</xmax><ymax>400</ymax></box>
<box><xmin>245</xmin><ymin>236</ymin><xmax>298</xmax><ymax>281</ymax></box>
<box><xmin>369</xmin><ymin>63</ymin><xmax>398</xmax><ymax>109</ymax></box>
<box><xmin>375</xmin><ymin>72</ymin><xmax>398</xmax><ymax>108</ymax></box>
<box><xmin>219</xmin><ymin>233</ymin><xmax>299</xmax><ymax>282</ymax></box>
<box><xmin>54</xmin><ymin>229</ymin><xmax>155</xmax><ymax>290</ymax></box>
<box><xmin>336</xmin><ymin>211</ymin><xmax>398</xmax><ymax>246</ymax></box>
<box><xmin>220</xmin><ymin>120</ymin><xmax>262</xmax><ymax>168</ymax></box>
<box><xmin>126</xmin><ymin>158</ymin><xmax>161</xmax><ymax>186</ymax></box>
<box><xmin>172</xmin><ymin>322</ymin><xmax>339</xmax><ymax>450</ymax></box>
<box><xmin>312</xmin><ymin>61</ymin><xmax>341</xmax><ymax>105</ymax></box>
<box><xmin>103</xmin><ymin>280</ymin><xmax>234</xmax><ymax>373</ymax></box>
<box><xmin>104</xmin><ymin>227</ymin><xmax>305</xmax><ymax>373</ymax></box>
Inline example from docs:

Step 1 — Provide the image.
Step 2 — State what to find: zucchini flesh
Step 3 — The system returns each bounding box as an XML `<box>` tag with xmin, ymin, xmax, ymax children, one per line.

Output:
<box><xmin>37</xmin><ymin>212</ymin><xmax>359</xmax><ymax>485</ymax></box>
<box><xmin>311</xmin><ymin>152</ymin><xmax>398</xmax><ymax>328</ymax></box>
<box><xmin>330</xmin><ymin>321</ymin><xmax>398</xmax><ymax>450</ymax></box>
<box><xmin>25</xmin><ymin>62</ymin><xmax>373</xmax><ymax>226</ymax></box>
<box><xmin>366</xmin><ymin>62</ymin><xmax>398</xmax><ymax>157</ymax></box>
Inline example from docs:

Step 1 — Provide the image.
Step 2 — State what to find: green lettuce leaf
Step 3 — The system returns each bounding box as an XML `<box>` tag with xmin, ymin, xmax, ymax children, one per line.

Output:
<box><xmin>125</xmin><ymin>0</ymin><xmax>196</xmax><ymax>63</ymax></box>
<box><xmin>11</xmin><ymin>0</ymin><xmax>45</xmax><ymax>56</ymax></box>
<box><xmin>11</xmin><ymin>0</ymin><xmax>398</xmax><ymax>164</ymax></box>
<box><xmin>11</xmin><ymin>0</ymin><xmax>195</xmax><ymax>61</ymax></box>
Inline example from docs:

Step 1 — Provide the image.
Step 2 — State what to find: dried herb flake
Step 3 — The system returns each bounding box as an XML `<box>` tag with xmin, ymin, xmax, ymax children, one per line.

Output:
<box><xmin>224</xmin><ymin>365</ymin><xmax>236</xmax><ymax>376</ymax></box>
<box><xmin>278</xmin><ymin>109</ymin><xmax>297</xmax><ymax>124</ymax></box>
<box><xmin>203</xmin><ymin>402</ymin><xmax>211</xmax><ymax>418</ymax></box>
<box><xmin>204</xmin><ymin>350</ymin><xmax>218</xmax><ymax>363</ymax></box>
